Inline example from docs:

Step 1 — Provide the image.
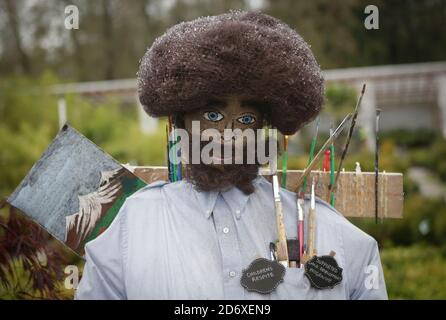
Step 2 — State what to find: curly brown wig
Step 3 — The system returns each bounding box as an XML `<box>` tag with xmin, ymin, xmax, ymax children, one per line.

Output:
<box><xmin>137</xmin><ymin>9</ymin><xmax>324</xmax><ymax>135</ymax></box>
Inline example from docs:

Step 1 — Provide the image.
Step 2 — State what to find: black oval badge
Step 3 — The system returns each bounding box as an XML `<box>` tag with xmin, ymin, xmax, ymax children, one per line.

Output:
<box><xmin>304</xmin><ymin>252</ymin><xmax>343</xmax><ymax>290</ymax></box>
<box><xmin>240</xmin><ymin>258</ymin><xmax>286</xmax><ymax>294</ymax></box>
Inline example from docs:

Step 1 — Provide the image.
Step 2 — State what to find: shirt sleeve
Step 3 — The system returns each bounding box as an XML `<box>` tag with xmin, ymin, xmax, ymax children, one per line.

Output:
<box><xmin>74</xmin><ymin>199</ymin><xmax>129</xmax><ymax>300</ymax></box>
<box><xmin>348</xmin><ymin>236</ymin><xmax>388</xmax><ymax>300</ymax></box>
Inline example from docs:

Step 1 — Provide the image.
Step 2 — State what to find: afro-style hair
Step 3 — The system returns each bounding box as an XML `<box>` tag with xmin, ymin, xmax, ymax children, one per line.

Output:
<box><xmin>137</xmin><ymin>9</ymin><xmax>324</xmax><ymax>135</ymax></box>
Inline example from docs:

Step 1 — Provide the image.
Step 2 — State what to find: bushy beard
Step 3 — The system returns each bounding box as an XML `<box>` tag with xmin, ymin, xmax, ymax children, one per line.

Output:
<box><xmin>185</xmin><ymin>162</ymin><xmax>259</xmax><ymax>195</ymax></box>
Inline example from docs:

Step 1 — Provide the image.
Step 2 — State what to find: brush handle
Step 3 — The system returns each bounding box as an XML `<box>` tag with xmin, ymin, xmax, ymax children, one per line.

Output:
<box><xmin>330</xmin><ymin>143</ymin><xmax>335</xmax><ymax>206</ymax></box>
<box><xmin>307</xmin><ymin>207</ymin><xmax>317</xmax><ymax>258</ymax></box>
<box><xmin>298</xmin><ymin>220</ymin><xmax>304</xmax><ymax>267</ymax></box>
<box><xmin>274</xmin><ymin>200</ymin><xmax>289</xmax><ymax>266</ymax></box>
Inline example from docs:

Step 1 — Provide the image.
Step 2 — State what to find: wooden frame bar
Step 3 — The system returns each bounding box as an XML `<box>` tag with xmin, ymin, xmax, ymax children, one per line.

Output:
<box><xmin>129</xmin><ymin>166</ymin><xmax>404</xmax><ymax>219</ymax></box>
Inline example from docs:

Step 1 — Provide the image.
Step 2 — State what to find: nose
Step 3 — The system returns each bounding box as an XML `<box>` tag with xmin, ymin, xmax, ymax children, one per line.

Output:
<box><xmin>224</xmin><ymin>120</ymin><xmax>234</xmax><ymax>130</ymax></box>
<box><xmin>221</xmin><ymin>120</ymin><xmax>236</xmax><ymax>143</ymax></box>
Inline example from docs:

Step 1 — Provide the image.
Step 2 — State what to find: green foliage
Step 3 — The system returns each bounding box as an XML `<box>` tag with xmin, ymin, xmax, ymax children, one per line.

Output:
<box><xmin>325</xmin><ymin>84</ymin><xmax>357</xmax><ymax>122</ymax></box>
<box><xmin>381</xmin><ymin>245</ymin><xmax>446</xmax><ymax>299</ymax></box>
<box><xmin>0</xmin><ymin>74</ymin><xmax>59</xmax><ymax>197</ymax></box>
<box><xmin>63</xmin><ymin>94</ymin><xmax>166</xmax><ymax>166</ymax></box>
<box><xmin>0</xmin><ymin>72</ymin><xmax>59</xmax><ymax>132</ymax></box>
<box><xmin>0</xmin><ymin>255</ymin><xmax>74</xmax><ymax>300</ymax></box>
<box><xmin>350</xmin><ymin>195</ymin><xmax>446</xmax><ymax>248</ymax></box>
<box><xmin>0</xmin><ymin>124</ymin><xmax>53</xmax><ymax>197</ymax></box>
<box><xmin>380</xmin><ymin>129</ymin><xmax>446</xmax><ymax>182</ymax></box>
<box><xmin>0</xmin><ymin>204</ymin><xmax>77</xmax><ymax>300</ymax></box>
<box><xmin>382</xmin><ymin>129</ymin><xmax>436</xmax><ymax>149</ymax></box>
<box><xmin>409</xmin><ymin>137</ymin><xmax>446</xmax><ymax>183</ymax></box>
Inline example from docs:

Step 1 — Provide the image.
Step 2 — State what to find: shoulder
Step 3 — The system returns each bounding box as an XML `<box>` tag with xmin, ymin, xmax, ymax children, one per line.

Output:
<box><xmin>110</xmin><ymin>180</ymin><xmax>169</xmax><ymax>221</ymax></box>
<box><xmin>313</xmin><ymin>195</ymin><xmax>377</xmax><ymax>247</ymax></box>
<box><xmin>126</xmin><ymin>180</ymin><xmax>168</xmax><ymax>201</ymax></box>
<box><xmin>124</xmin><ymin>179</ymin><xmax>190</xmax><ymax>202</ymax></box>
<box><xmin>118</xmin><ymin>180</ymin><xmax>191</xmax><ymax>226</ymax></box>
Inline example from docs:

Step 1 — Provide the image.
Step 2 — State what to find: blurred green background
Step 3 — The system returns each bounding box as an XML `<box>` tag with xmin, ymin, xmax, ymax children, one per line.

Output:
<box><xmin>1</xmin><ymin>0</ymin><xmax>446</xmax><ymax>299</ymax></box>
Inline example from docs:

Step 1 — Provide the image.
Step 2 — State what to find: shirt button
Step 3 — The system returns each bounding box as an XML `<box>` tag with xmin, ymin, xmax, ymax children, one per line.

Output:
<box><xmin>222</xmin><ymin>227</ymin><xmax>230</xmax><ymax>234</ymax></box>
<box><xmin>229</xmin><ymin>271</ymin><xmax>236</xmax><ymax>277</ymax></box>
<box><xmin>235</xmin><ymin>209</ymin><xmax>241</xmax><ymax>214</ymax></box>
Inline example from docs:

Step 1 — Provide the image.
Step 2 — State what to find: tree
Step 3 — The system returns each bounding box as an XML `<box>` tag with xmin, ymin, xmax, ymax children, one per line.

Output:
<box><xmin>2</xmin><ymin>0</ymin><xmax>31</xmax><ymax>74</ymax></box>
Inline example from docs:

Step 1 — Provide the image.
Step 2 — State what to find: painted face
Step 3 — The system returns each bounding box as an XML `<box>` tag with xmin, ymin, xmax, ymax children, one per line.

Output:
<box><xmin>183</xmin><ymin>94</ymin><xmax>265</xmax><ymax>167</ymax></box>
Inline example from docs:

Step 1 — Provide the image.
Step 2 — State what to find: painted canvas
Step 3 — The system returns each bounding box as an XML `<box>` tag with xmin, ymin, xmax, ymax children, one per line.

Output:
<box><xmin>7</xmin><ymin>124</ymin><xmax>148</xmax><ymax>256</ymax></box>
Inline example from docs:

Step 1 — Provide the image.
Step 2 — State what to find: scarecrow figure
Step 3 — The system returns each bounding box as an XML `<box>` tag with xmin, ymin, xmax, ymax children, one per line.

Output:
<box><xmin>76</xmin><ymin>10</ymin><xmax>387</xmax><ymax>299</ymax></box>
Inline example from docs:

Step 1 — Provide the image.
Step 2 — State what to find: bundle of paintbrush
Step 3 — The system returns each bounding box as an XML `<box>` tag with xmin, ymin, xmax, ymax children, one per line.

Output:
<box><xmin>166</xmin><ymin>116</ymin><xmax>182</xmax><ymax>182</ymax></box>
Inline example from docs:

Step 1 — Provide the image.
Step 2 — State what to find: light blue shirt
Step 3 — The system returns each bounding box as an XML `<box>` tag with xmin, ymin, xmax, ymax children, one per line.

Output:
<box><xmin>75</xmin><ymin>176</ymin><xmax>387</xmax><ymax>300</ymax></box>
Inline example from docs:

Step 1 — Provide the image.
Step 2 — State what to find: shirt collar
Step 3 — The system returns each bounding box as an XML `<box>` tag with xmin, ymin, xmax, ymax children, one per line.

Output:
<box><xmin>188</xmin><ymin>183</ymin><xmax>219</xmax><ymax>219</ymax></box>
<box><xmin>220</xmin><ymin>187</ymin><xmax>250</xmax><ymax>220</ymax></box>
<box><xmin>188</xmin><ymin>176</ymin><xmax>264</xmax><ymax>220</ymax></box>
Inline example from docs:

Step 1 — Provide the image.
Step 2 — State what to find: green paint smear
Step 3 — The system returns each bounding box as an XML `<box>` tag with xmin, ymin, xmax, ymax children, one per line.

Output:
<box><xmin>81</xmin><ymin>177</ymin><xmax>147</xmax><ymax>246</ymax></box>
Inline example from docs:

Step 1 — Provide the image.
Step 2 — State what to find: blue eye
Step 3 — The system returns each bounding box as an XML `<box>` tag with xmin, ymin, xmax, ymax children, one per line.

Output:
<box><xmin>237</xmin><ymin>114</ymin><xmax>256</xmax><ymax>125</ymax></box>
<box><xmin>203</xmin><ymin>111</ymin><xmax>224</xmax><ymax>122</ymax></box>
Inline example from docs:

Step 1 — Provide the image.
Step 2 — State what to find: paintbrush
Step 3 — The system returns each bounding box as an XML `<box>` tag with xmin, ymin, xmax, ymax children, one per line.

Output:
<box><xmin>295</xmin><ymin>113</ymin><xmax>353</xmax><ymax>192</ymax></box>
<box><xmin>308</xmin><ymin>177</ymin><xmax>317</xmax><ymax>258</ymax></box>
<box><xmin>375</xmin><ymin>108</ymin><xmax>381</xmax><ymax>224</ymax></box>
<box><xmin>281</xmin><ymin>135</ymin><xmax>289</xmax><ymax>188</ymax></box>
<box><xmin>303</xmin><ymin>117</ymin><xmax>319</xmax><ymax>194</ymax></box>
<box><xmin>330</xmin><ymin>84</ymin><xmax>366</xmax><ymax>195</ymax></box>
<box><xmin>297</xmin><ymin>194</ymin><xmax>304</xmax><ymax>267</ymax></box>
<box><xmin>272</xmin><ymin>175</ymin><xmax>289</xmax><ymax>267</ymax></box>
<box><xmin>166</xmin><ymin>124</ymin><xmax>172</xmax><ymax>182</ymax></box>
<box><xmin>329</xmin><ymin>127</ymin><xmax>335</xmax><ymax>206</ymax></box>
